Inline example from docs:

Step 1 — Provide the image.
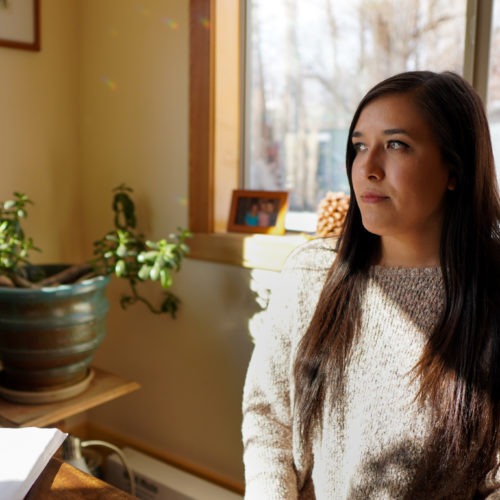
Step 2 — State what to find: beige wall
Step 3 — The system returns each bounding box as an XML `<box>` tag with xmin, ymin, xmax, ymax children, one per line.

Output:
<box><xmin>0</xmin><ymin>0</ymin><xmax>83</xmax><ymax>263</ymax></box>
<box><xmin>0</xmin><ymin>0</ymin><xmax>261</xmax><ymax>488</ymax></box>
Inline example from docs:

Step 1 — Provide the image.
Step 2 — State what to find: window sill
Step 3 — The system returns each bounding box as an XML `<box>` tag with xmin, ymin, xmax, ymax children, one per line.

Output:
<box><xmin>187</xmin><ymin>232</ymin><xmax>311</xmax><ymax>271</ymax></box>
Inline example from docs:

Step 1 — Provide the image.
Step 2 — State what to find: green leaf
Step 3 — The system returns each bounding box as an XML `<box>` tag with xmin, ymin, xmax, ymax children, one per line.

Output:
<box><xmin>160</xmin><ymin>269</ymin><xmax>172</xmax><ymax>289</ymax></box>
<box><xmin>150</xmin><ymin>265</ymin><xmax>160</xmax><ymax>281</ymax></box>
<box><xmin>138</xmin><ymin>265</ymin><xmax>150</xmax><ymax>280</ymax></box>
<box><xmin>116</xmin><ymin>244</ymin><xmax>127</xmax><ymax>257</ymax></box>
<box><xmin>115</xmin><ymin>259</ymin><xmax>126</xmax><ymax>277</ymax></box>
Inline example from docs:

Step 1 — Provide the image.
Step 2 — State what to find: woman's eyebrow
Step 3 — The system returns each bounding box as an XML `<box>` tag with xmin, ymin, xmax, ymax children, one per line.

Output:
<box><xmin>351</xmin><ymin>128</ymin><xmax>410</xmax><ymax>138</ymax></box>
<box><xmin>383</xmin><ymin>128</ymin><xmax>410</xmax><ymax>136</ymax></box>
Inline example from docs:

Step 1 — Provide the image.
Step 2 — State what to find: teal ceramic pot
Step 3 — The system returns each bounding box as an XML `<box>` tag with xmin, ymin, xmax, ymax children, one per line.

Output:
<box><xmin>0</xmin><ymin>265</ymin><xmax>110</xmax><ymax>398</ymax></box>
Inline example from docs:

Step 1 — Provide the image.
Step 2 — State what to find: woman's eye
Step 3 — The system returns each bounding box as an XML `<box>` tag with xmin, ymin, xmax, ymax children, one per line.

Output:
<box><xmin>387</xmin><ymin>140</ymin><xmax>408</xmax><ymax>150</ymax></box>
<box><xmin>353</xmin><ymin>142</ymin><xmax>367</xmax><ymax>153</ymax></box>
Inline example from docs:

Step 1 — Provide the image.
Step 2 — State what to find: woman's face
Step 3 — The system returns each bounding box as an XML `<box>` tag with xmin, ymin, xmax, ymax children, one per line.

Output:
<box><xmin>351</xmin><ymin>93</ymin><xmax>453</xmax><ymax>262</ymax></box>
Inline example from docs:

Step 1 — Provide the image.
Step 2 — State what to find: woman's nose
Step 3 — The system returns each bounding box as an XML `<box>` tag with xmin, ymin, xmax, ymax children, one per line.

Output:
<box><xmin>359</xmin><ymin>149</ymin><xmax>384</xmax><ymax>181</ymax></box>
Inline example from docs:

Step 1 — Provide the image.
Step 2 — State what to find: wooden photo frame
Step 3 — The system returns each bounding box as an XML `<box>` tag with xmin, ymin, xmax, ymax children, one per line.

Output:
<box><xmin>0</xmin><ymin>0</ymin><xmax>40</xmax><ymax>51</ymax></box>
<box><xmin>227</xmin><ymin>190</ymin><xmax>289</xmax><ymax>235</ymax></box>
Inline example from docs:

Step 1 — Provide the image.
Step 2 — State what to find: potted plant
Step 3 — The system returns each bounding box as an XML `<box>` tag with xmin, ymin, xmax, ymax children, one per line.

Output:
<box><xmin>0</xmin><ymin>184</ymin><xmax>190</xmax><ymax>402</ymax></box>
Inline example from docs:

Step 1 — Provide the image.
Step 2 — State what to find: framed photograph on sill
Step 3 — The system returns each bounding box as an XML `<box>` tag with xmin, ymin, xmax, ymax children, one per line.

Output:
<box><xmin>227</xmin><ymin>189</ymin><xmax>289</xmax><ymax>235</ymax></box>
<box><xmin>0</xmin><ymin>0</ymin><xmax>40</xmax><ymax>52</ymax></box>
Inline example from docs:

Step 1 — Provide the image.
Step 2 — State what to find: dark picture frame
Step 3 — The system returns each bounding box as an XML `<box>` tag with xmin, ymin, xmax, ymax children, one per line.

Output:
<box><xmin>0</xmin><ymin>0</ymin><xmax>40</xmax><ymax>51</ymax></box>
<box><xmin>227</xmin><ymin>189</ymin><xmax>289</xmax><ymax>235</ymax></box>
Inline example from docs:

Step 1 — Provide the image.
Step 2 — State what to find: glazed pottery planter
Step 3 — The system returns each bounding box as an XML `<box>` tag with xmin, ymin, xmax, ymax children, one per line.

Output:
<box><xmin>0</xmin><ymin>265</ymin><xmax>109</xmax><ymax>403</ymax></box>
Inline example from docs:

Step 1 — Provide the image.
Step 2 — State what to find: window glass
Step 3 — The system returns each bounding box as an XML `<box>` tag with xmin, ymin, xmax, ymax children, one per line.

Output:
<box><xmin>487</xmin><ymin>0</ymin><xmax>500</xmax><ymax>180</ymax></box>
<box><xmin>245</xmin><ymin>0</ymin><xmax>467</xmax><ymax>231</ymax></box>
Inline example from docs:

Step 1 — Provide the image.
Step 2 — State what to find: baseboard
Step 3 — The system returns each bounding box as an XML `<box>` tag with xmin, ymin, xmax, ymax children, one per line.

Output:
<box><xmin>70</xmin><ymin>420</ymin><xmax>245</xmax><ymax>495</ymax></box>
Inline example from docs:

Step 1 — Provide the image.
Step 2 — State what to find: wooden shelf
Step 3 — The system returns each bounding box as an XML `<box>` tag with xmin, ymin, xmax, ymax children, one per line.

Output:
<box><xmin>0</xmin><ymin>366</ymin><xmax>140</xmax><ymax>428</ymax></box>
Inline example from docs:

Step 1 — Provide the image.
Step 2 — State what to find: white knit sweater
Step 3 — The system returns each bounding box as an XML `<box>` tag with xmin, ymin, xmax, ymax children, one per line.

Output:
<box><xmin>242</xmin><ymin>237</ymin><xmax>500</xmax><ymax>499</ymax></box>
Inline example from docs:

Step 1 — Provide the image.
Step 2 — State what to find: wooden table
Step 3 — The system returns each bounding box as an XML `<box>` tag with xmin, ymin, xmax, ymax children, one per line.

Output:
<box><xmin>26</xmin><ymin>457</ymin><xmax>136</xmax><ymax>499</ymax></box>
<box><xmin>0</xmin><ymin>366</ymin><xmax>140</xmax><ymax>428</ymax></box>
<box><xmin>0</xmin><ymin>367</ymin><xmax>140</xmax><ymax>497</ymax></box>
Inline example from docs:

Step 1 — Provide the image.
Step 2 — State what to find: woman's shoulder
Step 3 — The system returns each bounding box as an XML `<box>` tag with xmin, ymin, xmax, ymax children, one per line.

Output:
<box><xmin>283</xmin><ymin>236</ymin><xmax>337</xmax><ymax>273</ymax></box>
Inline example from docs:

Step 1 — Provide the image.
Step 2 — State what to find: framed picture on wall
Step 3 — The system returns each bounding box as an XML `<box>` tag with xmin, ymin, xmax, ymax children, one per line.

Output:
<box><xmin>227</xmin><ymin>189</ymin><xmax>289</xmax><ymax>235</ymax></box>
<box><xmin>0</xmin><ymin>0</ymin><xmax>40</xmax><ymax>51</ymax></box>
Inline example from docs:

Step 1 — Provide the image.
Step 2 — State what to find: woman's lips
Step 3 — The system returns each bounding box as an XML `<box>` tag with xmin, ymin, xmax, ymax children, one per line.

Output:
<box><xmin>360</xmin><ymin>192</ymin><xmax>389</xmax><ymax>203</ymax></box>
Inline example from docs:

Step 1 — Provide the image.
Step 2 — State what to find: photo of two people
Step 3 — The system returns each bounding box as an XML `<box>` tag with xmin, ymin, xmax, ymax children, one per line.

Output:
<box><xmin>242</xmin><ymin>198</ymin><xmax>278</xmax><ymax>228</ymax></box>
<box><xmin>228</xmin><ymin>190</ymin><xmax>288</xmax><ymax>235</ymax></box>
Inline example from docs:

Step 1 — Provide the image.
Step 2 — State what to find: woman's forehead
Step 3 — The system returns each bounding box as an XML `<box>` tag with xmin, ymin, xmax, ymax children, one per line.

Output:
<box><xmin>354</xmin><ymin>94</ymin><xmax>430</xmax><ymax>135</ymax></box>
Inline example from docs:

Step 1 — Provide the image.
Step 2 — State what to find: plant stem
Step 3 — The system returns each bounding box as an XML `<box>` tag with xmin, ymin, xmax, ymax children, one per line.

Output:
<box><xmin>38</xmin><ymin>264</ymin><xmax>94</xmax><ymax>286</ymax></box>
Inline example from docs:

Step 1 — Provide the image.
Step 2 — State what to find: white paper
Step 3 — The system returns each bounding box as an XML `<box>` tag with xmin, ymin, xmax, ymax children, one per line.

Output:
<box><xmin>0</xmin><ymin>427</ymin><xmax>67</xmax><ymax>500</ymax></box>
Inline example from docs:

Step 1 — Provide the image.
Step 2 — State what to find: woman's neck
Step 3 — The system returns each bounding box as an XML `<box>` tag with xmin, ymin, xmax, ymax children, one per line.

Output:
<box><xmin>377</xmin><ymin>235</ymin><xmax>441</xmax><ymax>268</ymax></box>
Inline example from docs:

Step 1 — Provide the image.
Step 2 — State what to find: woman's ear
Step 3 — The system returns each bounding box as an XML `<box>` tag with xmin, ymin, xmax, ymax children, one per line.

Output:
<box><xmin>447</xmin><ymin>175</ymin><xmax>457</xmax><ymax>191</ymax></box>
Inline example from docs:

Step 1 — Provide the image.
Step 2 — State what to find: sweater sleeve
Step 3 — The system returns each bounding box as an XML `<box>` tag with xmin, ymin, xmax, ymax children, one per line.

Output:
<box><xmin>242</xmin><ymin>265</ymin><xmax>301</xmax><ymax>500</ymax></box>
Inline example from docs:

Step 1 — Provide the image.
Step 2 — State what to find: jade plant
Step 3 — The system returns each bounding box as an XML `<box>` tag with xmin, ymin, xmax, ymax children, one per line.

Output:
<box><xmin>0</xmin><ymin>184</ymin><xmax>190</xmax><ymax>318</ymax></box>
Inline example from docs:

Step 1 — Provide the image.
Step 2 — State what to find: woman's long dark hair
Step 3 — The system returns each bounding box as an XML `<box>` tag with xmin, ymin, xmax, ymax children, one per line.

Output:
<box><xmin>294</xmin><ymin>71</ymin><xmax>500</xmax><ymax>474</ymax></box>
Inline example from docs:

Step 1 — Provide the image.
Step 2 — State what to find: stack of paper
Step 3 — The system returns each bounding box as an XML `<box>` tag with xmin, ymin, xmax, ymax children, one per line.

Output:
<box><xmin>0</xmin><ymin>427</ymin><xmax>67</xmax><ymax>500</ymax></box>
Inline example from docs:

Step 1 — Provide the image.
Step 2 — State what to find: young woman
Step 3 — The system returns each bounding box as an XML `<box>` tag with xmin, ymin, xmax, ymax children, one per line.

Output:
<box><xmin>242</xmin><ymin>71</ymin><xmax>500</xmax><ymax>499</ymax></box>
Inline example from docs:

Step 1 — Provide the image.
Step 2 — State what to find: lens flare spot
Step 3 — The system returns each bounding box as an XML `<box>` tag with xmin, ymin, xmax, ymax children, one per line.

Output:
<box><xmin>162</xmin><ymin>18</ymin><xmax>179</xmax><ymax>30</ymax></box>
<box><xmin>101</xmin><ymin>76</ymin><xmax>118</xmax><ymax>92</ymax></box>
<box><xmin>199</xmin><ymin>16</ymin><xmax>210</xmax><ymax>29</ymax></box>
<box><xmin>177</xmin><ymin>196</ymin><xmax>188</xmax><ymax>207</ymax></box>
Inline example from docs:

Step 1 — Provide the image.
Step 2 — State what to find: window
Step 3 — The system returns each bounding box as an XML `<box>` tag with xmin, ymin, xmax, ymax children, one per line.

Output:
<box><xmin>487</xmin><ymin>0</ymin><xmax>500</xmax><ymax>176</ymax></box>
<box><xmin>245</xmin><ymin>0</ymin><xmax>469</xmax><ymax>232</ymax></box>
<box><xmin>189</xmin><ymin>0</ymin><xmax>304</xmax><ymax>271</ymax></box>
<box><xmin>189</xmin><ymin>0</ymin><xmax>497</xmax><ymax>268</ymax></box>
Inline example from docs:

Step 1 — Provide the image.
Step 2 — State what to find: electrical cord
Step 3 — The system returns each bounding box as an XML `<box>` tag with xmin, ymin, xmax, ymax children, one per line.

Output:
<box><xmin>80</xmin><ymin>439</ymin><xmax>136</xmax><ymax>497</ymax></box>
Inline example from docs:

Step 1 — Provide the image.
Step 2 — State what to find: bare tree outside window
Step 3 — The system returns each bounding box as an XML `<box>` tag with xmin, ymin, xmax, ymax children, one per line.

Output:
<box><xmin>487</xmin><ymin>1</ymin><xmax>500</xmax><ymax>179</ymax></box>
<box><xmin>245</xmin><ymin>0</ymin><xmax>466</xmax><ymax>231</ymax></box>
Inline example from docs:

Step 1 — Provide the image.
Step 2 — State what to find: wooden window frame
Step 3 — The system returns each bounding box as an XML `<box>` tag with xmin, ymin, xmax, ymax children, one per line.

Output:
<box><xmin>188</xmin><ymin>0</ymin><xmax>493</xmax><ymax>271</ymax></box>
<box><xmin>188</xmin><ymin>0</ymin><xmax>307</xmax><ymax>271</ymax></box>
<box><xmin>189</xmin><ymin>0</ymin><xmax>215</xmax><ymax>234</ymax></box>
